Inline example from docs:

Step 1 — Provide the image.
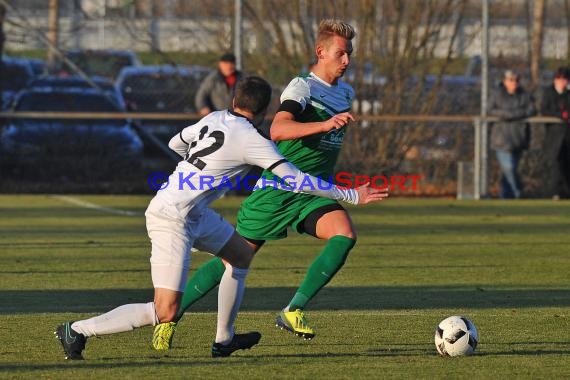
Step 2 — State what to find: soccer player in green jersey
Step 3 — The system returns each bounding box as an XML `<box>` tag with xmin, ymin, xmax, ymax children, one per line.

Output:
<box><xmin>153</xmin><ymin>19</ymin><xmax>379</xmax><ymax>349</ymax></box>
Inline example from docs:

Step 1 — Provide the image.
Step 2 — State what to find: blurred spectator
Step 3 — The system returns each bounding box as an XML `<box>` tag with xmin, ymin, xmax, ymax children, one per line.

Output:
<box><xmin>561</xmin><ymin>122</ymin><xmax>570</xmax><ymax>198</ymax></box>
<box><xmin>489</xmin><ymin>70</ymin><xmax>536</xmax><ymax>199</ymax></box>
<box><xmin>539</xmin><ymin>67</ymin><xmax>570</xmax><ymax>199</ymax></box>
<box><xmin>195</xmin><ymin>53</ymin><xmax>244</xmax><ymax>116</ymax></box>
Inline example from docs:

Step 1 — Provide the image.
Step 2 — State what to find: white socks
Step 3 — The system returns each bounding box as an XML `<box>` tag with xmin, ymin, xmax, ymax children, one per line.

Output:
<box><xmin>70</xmin><ymin>266</ymin><xmax>248</xmax><ymax>345</ymax></box>
<box><xmin>71</xmin><ymin>302</ymin><xmax>158</xmax><ymax>337</ymax></box>
<box><xmin>216</xmin><ymin>264</ymin><xmax>249</xmax><ymax>344</ymax></box>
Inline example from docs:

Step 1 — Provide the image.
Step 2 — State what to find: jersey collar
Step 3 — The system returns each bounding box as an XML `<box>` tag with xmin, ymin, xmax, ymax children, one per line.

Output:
<box><xmin>228</xmin><ymin>110</ymin><xmax>270</xmax><ymax>140</ymax></box>
<box><xmin>228</xmin><ymin>109</ymin><xmax>253</xmax><ymax>123</ymax></box>
<box><xmin>310</xmin><ymin>72</ymin><xmax>335</xmax><ymax>87</ymax></box>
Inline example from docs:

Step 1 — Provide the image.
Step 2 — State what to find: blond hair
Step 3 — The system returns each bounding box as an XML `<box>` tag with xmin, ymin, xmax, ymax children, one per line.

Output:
<box><xmin>316</xmin><ymin>19</ymin><xmax>356</xmax><ymax>48</ymax></box>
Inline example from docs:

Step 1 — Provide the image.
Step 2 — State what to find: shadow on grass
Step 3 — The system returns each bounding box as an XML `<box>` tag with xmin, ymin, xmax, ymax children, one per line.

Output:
<box><xmin>2</xmin><ymin>286</ymin><xmax>569</xmax><ymax>314</ymax></box>
<box><xmin>474</xmin><ymin>341</ymin><xmax>570</xmax><ymax>356</ymax></box>
<box><xmin>356</xmin><ymin>222</ymin><xmax>570</xmax><ymax>236</ymax></box>
<box><xmin>355</xmin><ymin>201</ymin><xmax>570</xmax><ymax>218</ymax></box>
<box><xmin>0</xmin><ymin>360</ymin><xmax>227</xmax><ymax>372</ymax></box>
<box><xmin>365</xmin><ymin>342</ymin><xmax>570</xmax><ymax>357</ymax></box>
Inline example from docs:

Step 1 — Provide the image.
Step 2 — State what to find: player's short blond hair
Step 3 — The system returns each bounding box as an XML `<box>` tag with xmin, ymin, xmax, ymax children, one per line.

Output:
<box><xmin>316</xmin><ymin>19</ymin><xmax>356</xmax><ymax>48</ymax></box>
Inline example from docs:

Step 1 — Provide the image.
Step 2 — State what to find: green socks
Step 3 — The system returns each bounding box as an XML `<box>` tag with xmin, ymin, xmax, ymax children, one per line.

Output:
<box><xmin>176</xmin><ymin>235</ymin><xmax>356</xmax><ymax>320</ymax></box>
<box><xmin>175</xmin><ymin>257</ymin><xmax>225</xmax><ymax>321</ymax></box>
<box><xmin>288</xmin><ymin>235</ymin><xmax>356</xmax><ymax>311</ymax></box>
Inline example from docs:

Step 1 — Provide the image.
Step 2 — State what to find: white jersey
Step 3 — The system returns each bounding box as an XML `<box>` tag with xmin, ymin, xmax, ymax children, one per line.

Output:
<box><xmin>281</xmin><ymin>72</ymin><xmax>355</xmax><ymax>118</ymax></box>
<box><xmin>155</xmin><ymin>110</ymin><xmax>358</xmax><ymax>217</ymax></box>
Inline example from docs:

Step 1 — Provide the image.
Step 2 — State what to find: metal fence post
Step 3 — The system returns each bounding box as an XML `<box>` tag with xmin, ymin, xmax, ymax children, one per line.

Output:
<box><xmin>480</xmin><ymin>118</ymin><xmax>489</xmax><ymax>198</ymax></box>
<box><xmin>474</xmin><ymin>117</ymin><xmax>481</xmax><ymax>200</ymax></box>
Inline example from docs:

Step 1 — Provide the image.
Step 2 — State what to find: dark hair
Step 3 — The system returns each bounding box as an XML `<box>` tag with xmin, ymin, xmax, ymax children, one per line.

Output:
<box><xmin>219</xmin><ymin>52</ymin><xmax>236</xmax><ymax>63</ymax></box>
<box><xmin>554</xmin><ymin>67</ymin><xmax>570</xmax><ymax>80</ymax></box>
<box><xmin>233</xmin><ymin>76</ymin><xmax>272</xmax><ymax>115</ymax></box>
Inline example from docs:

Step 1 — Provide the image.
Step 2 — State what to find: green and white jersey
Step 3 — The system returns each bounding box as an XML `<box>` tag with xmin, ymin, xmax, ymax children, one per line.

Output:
<box><xmin>269</xmin><ymin>72</ymin><xmax>355</xmax><ymax>178</ymax></box>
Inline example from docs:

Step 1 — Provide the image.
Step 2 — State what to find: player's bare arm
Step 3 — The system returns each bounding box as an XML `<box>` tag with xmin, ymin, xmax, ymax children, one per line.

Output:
<box><xmin>270</xmin><ymin>110</ymin><xmax>355</xmax><ymax>141</ymax></box>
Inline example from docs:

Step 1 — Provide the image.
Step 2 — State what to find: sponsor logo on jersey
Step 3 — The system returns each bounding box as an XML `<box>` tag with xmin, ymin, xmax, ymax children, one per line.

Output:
<box><xmin>318</xmin><ymin>129</ymin><xmax>345</xmax><ymax>150</ymax></box>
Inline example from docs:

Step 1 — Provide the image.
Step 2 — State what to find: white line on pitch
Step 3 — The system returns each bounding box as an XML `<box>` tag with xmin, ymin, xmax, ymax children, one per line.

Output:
<box><xmin>51</xmin><ymin>195</ymin><xmax>141</xmax><ymax>216</ymax></box>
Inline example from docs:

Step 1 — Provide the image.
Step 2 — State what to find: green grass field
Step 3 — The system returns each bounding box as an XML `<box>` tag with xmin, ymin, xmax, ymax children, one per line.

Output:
<box><xmin>0</xmin><ymin>195</ymin><xmax>569</xmax><ymax>379</ymax></box>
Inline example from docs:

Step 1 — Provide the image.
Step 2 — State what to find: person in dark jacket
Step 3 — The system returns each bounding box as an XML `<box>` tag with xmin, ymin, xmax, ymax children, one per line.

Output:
<box><xmin>195</xmin><ymin>53</ymin><xmax>245</xmax><ymax>116</ymax></box>
<box><xmin>489</xmin><ymin>70</ymin><xmax>536</xmax><ymax>199</ymax></box>
<box><xmin>540</xmin><ymin>67</ymin><xmax>570</xmax><ymax>199</ymax></box>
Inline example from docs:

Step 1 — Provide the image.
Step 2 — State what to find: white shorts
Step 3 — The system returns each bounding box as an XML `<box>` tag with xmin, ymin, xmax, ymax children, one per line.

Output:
<box><xmin>145</xmin><ymin>197</ymin><xmax>234</xmax><ymax>292</ymax></box>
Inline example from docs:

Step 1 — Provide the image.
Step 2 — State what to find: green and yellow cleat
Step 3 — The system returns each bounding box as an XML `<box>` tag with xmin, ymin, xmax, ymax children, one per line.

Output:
<box><xmin>275</xmin><ymin>309</ymin><xmax>315</xmax><ymax>340</ymax></box>
<box><xmin>152</xmin><ymin>321</ymin><xmax>177</xmax><ymax>350</ymax></box>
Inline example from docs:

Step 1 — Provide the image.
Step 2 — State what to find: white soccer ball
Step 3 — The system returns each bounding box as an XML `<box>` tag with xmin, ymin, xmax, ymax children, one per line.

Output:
<box><xmin>434</xmin><ymin>316</ymin><xmax>478</xmax><ymax>357</ymax></box>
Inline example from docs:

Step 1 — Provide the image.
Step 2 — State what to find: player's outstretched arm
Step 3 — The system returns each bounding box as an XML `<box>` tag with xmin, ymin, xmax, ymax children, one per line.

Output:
<box><xmin>269</xmin><ymin>161</ymin><xmax>387</xmax><ymax>205</ymax></box>
<box><xmin>246</xmin><ymin>128</ymin><xmax>386</xmax><ymax>205</ymax></box>
<box><xmin>270</xmin><ymin>110</ymin><xmax>355</xmax><ymax>141</ymax></box>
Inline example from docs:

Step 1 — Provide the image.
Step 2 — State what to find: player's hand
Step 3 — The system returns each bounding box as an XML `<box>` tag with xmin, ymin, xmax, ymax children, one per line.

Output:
<box><xmin>322</xmin><ymin>112</ymin><xmax>355</xmax><ymax>132</ymax></box>
<box><xmin>356</xmin><ymin>183</ymin><xmax>389</xmax><ymax>205</ymax></box>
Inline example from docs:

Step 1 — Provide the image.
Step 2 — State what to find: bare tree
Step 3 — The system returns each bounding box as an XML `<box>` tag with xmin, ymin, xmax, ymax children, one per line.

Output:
<box><xmin>339</xmin><ymin>0</ymin><xmax>472</xmax><ymax>184</ymax></box>
<box><xmin>565</xmin><ymin>0</ymin><xmax>570</xmax><ymax>61</ymax></box>
<box><xmin>530</xmin><ymin>0</ymin><xmax>546</xmax><ymax>89</ymax></box>
<box><xmin>47</xmin><ymin>0</ymin><xmax>59</xmax><ymax>71</ymax></box>
<box><xmin>0</xmin><ymin>3</ymin><xmax>5</xmax><ymax>56</ymax></box>
<box><xmin>0</xmin><ymin>3</ymin><xmax>5</xmax><ymax>108</ymax></box>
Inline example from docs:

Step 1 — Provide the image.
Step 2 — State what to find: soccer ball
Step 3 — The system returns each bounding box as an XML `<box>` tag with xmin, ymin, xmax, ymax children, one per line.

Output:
<box><xmin>434</xmin><ymin>316</ymin><xmax>478</xmax><ymax>357</ymax></box>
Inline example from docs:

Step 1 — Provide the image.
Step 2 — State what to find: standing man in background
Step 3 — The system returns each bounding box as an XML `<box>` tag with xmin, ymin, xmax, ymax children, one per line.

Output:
<box><xmin>195</xmin><ymin>53</ymin><xmax>244</xmax><ymax>116</ymax></box>
<box><xmin>540</xmin><ymin>67</ymin><xmax>570</xmax><ymax>199</ymax></box>
<box><xmin>489</xmin><ymin>69</ymin><xmax>536</xmax><ymax>199</ymax></box>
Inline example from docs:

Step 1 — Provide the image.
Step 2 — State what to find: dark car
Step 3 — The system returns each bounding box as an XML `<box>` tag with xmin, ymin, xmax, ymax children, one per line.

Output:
<box><xmin>27</xmin><ymin>75</ymin><xmax>126</xmax><ymax>109</ymax></box>
<box><xmin>116</xmin><ymin>64</ymin><xmax>211</xmax><ymax>115</ymax></box>
<box><xmin>115</xmin><ymin>65</ymin><xmax>212</xmax><ymax>158</ymax></box>
<box><xmin>1</xmin><ymin>87</ymin><xmax>143</xmax><ymax>179</ymax></box>
<box><xmin>1</xmin><ymin>56</ymin><xmax>36</xmax><ymax>109</ymax></box>
<box><xmin>24</xmin><ymin>58</ymin><xmax>47</xmax><ymax>76</ymax></box>
<box><xmin>62</xmin><ymin>49</ymin><xmax>141</xmax><ymax>80</ymax></box>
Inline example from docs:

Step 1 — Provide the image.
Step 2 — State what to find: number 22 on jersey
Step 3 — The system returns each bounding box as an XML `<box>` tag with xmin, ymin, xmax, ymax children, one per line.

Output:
<box><xmin>184</xmin><ymin>125</ymin><xmax>225</xmax><ymax>170</ymax></box>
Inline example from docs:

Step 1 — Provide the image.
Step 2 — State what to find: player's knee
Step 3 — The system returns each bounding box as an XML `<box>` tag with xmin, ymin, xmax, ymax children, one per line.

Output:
<box><xmin>217</xmin><ymin>232</ymin><xmax>256</xmax><ymax>269</ymax></box>
<box><xmin>336</xmin><ymin>230</ymin><xmax>357</xmax><ymax>241</ymax></box>
<box><xmin>229</xmin><ymin>249</ymin><xmax>254</xmax><ymax>269</ymax></box>
<box><xmin>329</xmin><ymin>234</ymin><xmax>357</xmax><ymax>251</ymax></box>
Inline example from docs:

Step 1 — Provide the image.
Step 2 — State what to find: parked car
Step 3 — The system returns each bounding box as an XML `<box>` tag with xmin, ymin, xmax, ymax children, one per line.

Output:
<box><xmin>115</xmin><ymin>65</ymin><xmax>211</xmax><ymax>159</ymax></box>
<box><xmin>24</xmin><ymin>58</ymin><xmax>47</xmax><ymax>76</ymax></box>
<box><xmin>1</xmin><ymin>87</ymin><xmax>143</xmax><ymax>179</ymax></box>
<box><xmin>27</xmin><ymin>75</ymin><xmax>126</xmax><ymax>109</ymax></box>
<box><xmin>116</xmin><ymin>64</ymin><xmax>211</xmax><ymax>114</ymax></box>
<box><xmin>1</xmin><ymin>56</ymin><xmax>36</xmax><ymax>109</ymax></box>
<box><xmin>61</xmin><ymin>49</ymin><xmax>141</xmax><ymax>80</ymax></box>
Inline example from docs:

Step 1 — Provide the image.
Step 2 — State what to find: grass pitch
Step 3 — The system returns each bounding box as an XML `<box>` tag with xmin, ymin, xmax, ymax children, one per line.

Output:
<box><xmin>0</xmin><ymin>195</ymin><xmax>569</xmax><ymax>379</ymax></box>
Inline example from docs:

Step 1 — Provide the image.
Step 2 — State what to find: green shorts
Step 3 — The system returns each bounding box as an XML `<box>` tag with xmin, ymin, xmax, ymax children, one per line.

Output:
<box><xmin>236</xmin><ymin>188</ymin><xmax>339</xmax><ymax>240</ymax></box>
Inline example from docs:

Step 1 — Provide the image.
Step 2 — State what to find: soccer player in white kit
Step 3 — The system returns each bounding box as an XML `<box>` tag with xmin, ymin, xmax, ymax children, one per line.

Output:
<box><xmin>55</xmin><ymin>76</ymin><xmax>387</xmax><ymax>360</ymax></box>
